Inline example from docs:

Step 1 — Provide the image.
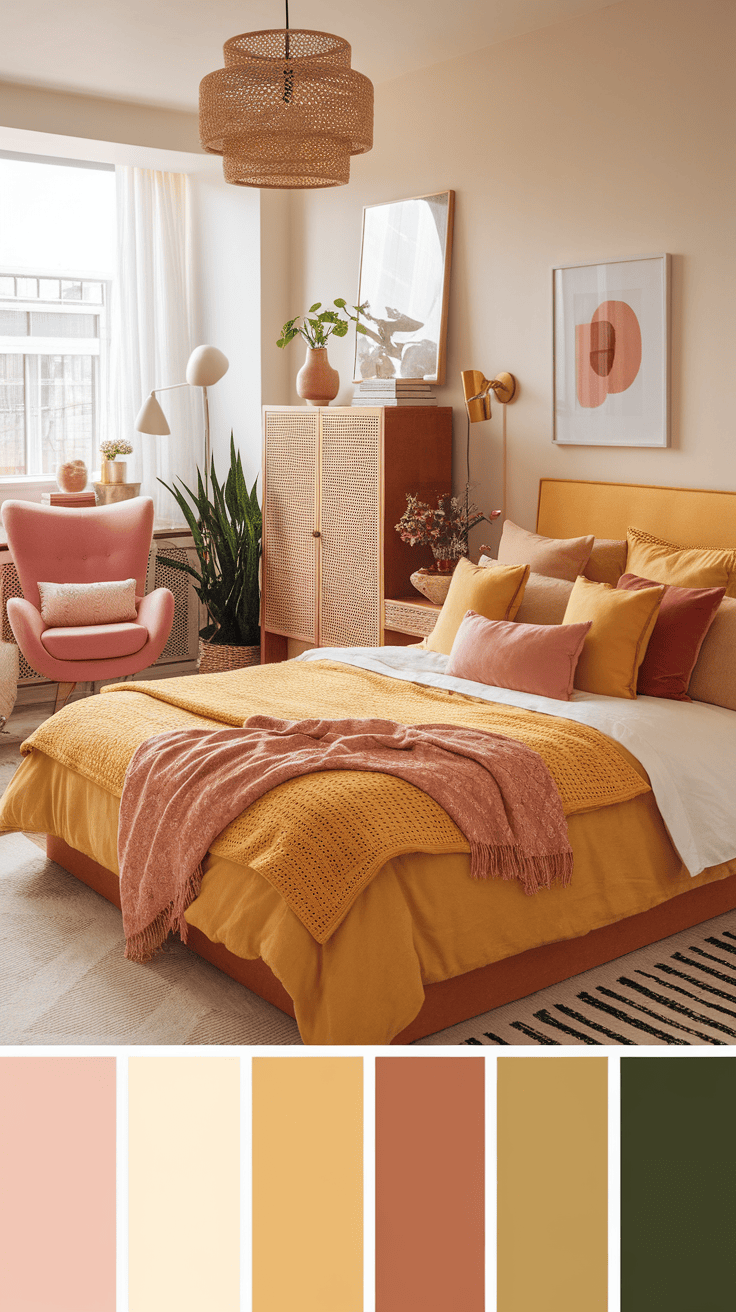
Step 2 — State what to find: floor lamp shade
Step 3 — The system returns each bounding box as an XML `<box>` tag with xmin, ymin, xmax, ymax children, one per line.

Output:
<box><xmin>186</xmin><ymin>345</ymin><xmax>229</xmax><ymax>388</ymax></box>
<box><xmin>135</xmin><ymin>393</ymin><xmax>170</xmax><ymax>435</ymax></box>
<box><xmin>198</xmin><ymin>29</ymin><xmax>374</xmax><ymax>189</ymax></box>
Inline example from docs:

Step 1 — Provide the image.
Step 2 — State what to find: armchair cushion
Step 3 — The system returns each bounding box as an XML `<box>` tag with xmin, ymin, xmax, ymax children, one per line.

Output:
<box><xmin>38</xmin><ymin>578</ymin><xmax>137</xmax><ymax>627</ymax></box>
<box><xmin>41</xmin><ymin>622</ymin><xmax>148</xmax><ymax>661</ymax></box>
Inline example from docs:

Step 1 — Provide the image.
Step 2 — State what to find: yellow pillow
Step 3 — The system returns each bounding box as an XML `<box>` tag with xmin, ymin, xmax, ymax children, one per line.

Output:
<box><xmin>626</xmin><ymin>527</ymin><xmax>736</xmax><ymax>597</ymax></box>
<box><xmin>562</xmin><ymin>575</ymin><xmax>664</xmax><ymax>698</ymax></box>
<box><xmin>425</xmin><ymin>557</ymin><xmax>529</xmax><ymax>655</ymax></box>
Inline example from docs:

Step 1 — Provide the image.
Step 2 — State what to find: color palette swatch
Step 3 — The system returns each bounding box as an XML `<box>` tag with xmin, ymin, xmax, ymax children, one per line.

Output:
<box><xmin>0</xmin><ymin>1056</ymin><xmax>116</xmax><ymax>1312</ymax></box>
<box><xmin>621</xmin><ymin>1055</ymin><xmax>736</xmax><ymax>1312</ymax></box>
<box><xmin>128</xmin><ymin>1056</ymin><xmax>240</xmax><ymax>1312</ymax></box>
<box><xmin>376</xmin><ymin>1056</ymin><xmax>485</xmax><ymax>1312</ymax></box>
<box><xmin>497</xmin><ymin>1057</ymin><xmax>608</xmax><ymax>1312</ymax></box>
<box><xmin>252</xmin><ymin>1057</ymin><xmax>363</xmax><ymax>1312</ymax></box>
<box><xmin>3</xmin><ymin>1052</ymin><xmax>736</xmax><ymax>1312</ymax></box>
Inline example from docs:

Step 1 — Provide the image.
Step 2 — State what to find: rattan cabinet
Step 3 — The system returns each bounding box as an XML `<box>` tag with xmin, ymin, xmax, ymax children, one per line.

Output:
<box><xmin>261</xmin><ymin>405</ymin><xmax>452</xmax><ymax>660</ymax></box>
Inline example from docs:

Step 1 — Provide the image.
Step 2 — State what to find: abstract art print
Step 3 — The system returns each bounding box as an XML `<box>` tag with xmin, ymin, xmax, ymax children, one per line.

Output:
<box><xmin>553</xmin><ymin>254</ymin><xmax>670</xmax><ymax>446</ymax></box>
<box><xmin>353</xmin><ymin>191</ymin><xmax>454</xmax><ymax>384</ymax></box>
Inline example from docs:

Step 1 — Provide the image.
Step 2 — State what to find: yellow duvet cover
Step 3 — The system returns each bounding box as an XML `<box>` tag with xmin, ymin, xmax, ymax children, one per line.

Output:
<box><xmin>2</xmin><ymin>662</ymin><xmax>734</xmax><ymax>1043</ymax></box>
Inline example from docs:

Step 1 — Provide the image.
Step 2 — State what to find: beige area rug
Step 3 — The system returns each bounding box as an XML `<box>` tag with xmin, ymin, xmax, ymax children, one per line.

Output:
<box><xmin>0</xmin><ymin>833</ymin><xmax>301</xmax><ymax>1046</ymax></box>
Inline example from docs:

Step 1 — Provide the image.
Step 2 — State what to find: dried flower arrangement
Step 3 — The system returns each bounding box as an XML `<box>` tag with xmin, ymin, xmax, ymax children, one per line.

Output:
<box><xmin>395</xmin><ymin>493</ymin><xmax>499</xmax><ymax>560</ymax></box>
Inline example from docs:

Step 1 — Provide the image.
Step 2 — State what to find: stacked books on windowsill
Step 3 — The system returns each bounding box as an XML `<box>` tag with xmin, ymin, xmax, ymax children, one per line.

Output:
<box><xmin>41</xmin><ymin>491</ymin><xmax>96</xmax><ymax>508</ymax></box>
<box><xmin>351</xmin><ymin>379</ymin><xmax>438</xmax><ymax>407</ymax></box>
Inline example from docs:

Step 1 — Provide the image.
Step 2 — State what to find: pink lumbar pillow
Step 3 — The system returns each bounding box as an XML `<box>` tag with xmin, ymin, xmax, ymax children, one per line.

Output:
<box><xmin>38</xmin><ymin>578</ymin><xmax>138</xmax><ymax>627</ymax></box>
<box><xmin>445</xmin><ymin>610</ymin><xmax>592</xmax><ymax>701</ymax></box>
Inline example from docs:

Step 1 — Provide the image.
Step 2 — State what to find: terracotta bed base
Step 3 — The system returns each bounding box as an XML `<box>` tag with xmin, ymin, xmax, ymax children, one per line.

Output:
<box><xmin>46</xmin><ymin>834</ymin><xmax>736</xmax><ymax>1045</ymax></box>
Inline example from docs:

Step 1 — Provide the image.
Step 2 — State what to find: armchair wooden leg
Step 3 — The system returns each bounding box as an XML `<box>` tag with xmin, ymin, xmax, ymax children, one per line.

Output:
<box><xmin>54</xmin><ymin>681</ymin><xmax>76</xmax><ymax>713</ymax></box>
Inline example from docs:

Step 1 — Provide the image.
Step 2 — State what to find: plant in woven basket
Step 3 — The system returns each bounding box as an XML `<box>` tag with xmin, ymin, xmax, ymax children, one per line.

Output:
<box><xmin>277</xmin><ymin>298</ymin><xmax>369</xmax><ymax>349</ymax></box>
<box><xmin>396</xmin><ymin>493</ymin><xmax>498</xmax><ymax>558</ymax></box>
<box><xmin>157</xmin><ymin>434</ymin><xmax>261</xmax><ymax>647</ymax></box>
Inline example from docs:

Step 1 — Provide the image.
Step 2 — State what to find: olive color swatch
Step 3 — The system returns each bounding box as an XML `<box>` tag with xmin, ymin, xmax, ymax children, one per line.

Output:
<box><xmin>497</xmin><ymin>1056</ymin><xmax>608</xmax><ymax>1312</ymax></box>
<box><xmin>621</xmin><ymin>1055</ymin><xmax>736</xmax><ymax>1311</ymax></box>
<box><xmin>376</xmin><ymin>1056</ymin><xmax>485</xmax><ymax>1312</ymax></box>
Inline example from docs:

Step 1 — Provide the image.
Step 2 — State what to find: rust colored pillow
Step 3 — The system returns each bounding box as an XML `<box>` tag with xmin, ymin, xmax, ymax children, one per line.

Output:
<box><xmin>616</xmin><ymin>572</ymin><xmax>725</xmax><ymax>701</ymax></box>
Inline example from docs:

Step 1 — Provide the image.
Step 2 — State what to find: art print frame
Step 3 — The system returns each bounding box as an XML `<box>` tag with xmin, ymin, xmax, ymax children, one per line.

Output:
<box><xmin>552</xmin><ymin>253</ymin><xmax>670</xmax><ymax>447</ymax></box>
<box><xmin>353</xmin><ymin>190</ymin><xmax>455</xmax><ymax>385</ymax></box>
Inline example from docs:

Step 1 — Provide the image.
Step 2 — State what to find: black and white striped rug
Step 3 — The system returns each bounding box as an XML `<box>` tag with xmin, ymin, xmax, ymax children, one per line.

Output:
<box><xmin>416</xmin><ymin>909</ymin><xmax>736</xmax><ymax>1046</ymax></box>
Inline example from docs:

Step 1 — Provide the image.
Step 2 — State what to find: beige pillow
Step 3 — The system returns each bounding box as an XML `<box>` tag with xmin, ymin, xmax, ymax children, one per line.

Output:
<box><xmin>479</xmin><ymin>557</ymin><xmax>573</xmax><ymax>625</ymax></box>
<box><xmin>584</xmin><ymin>538</ymin><xmax>628</xmax><ymax>586</ymax></box>
<box><xmin>626</xmin><ymin>527</ymin><xmax>736</xmax><ymax>597</ymax></box>
<box><xmin>497</xmin><ymin>519</ymin><xmax>594</xmax><ymax>582</ymax></box>
<box><xmin>424</xmin><ymin>556</ymin><xmax>529</xmax><ymax>655</ymax></box>
<box><xmin>562</xmin><ymin>575</ymin><xmax>664</xmax><ymax>699</ymax></box>
<box><xmin>688</xmin><ymin>596</ymin><xmax>736</xmax><ymax>711</ymax></box>
<box><xmin>38</xmin><ymin>578</ymin><xmax>138</xmax><ymax>628</ymax></box>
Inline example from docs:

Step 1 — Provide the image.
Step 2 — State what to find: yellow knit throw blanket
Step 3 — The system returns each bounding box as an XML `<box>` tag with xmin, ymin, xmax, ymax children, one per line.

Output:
<box><xmin>22</xmin><ymin>660</ymin><xmax>650</xmax><ymax>942</ymax></box>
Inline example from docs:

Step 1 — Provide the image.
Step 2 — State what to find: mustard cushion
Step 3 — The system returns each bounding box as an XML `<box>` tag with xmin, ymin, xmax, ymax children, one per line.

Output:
<box><xmin>424</xmin><ymin>557</ymin><xmax>529</xmax><ymax>655</ymax></box>
<box><xmin>562</xmin><ymin>575</ymin><xmax>664</xmax><ymax>699</ymax></box>
<box><xmin>626</xmin><ymin>527</ymin><xmax>736</xmax><ymax>597</ymax></box>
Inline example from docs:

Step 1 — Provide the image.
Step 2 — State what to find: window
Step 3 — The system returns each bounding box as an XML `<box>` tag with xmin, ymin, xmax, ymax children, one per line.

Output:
<box><xmin>0</xmin><ymin>155</ymin><xmax>115</xmax><ymax>479</ymax></box>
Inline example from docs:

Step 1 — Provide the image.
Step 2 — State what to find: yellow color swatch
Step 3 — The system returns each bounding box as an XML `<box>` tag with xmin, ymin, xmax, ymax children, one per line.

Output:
<box><xmin>253</xmin><ymin>1057</ymin><xmax>363</xmax><ymax>1312</ymax></box>
<box><xmin>128</xmin><ymin>1056</ymin><xmax>240</xmax><ymax>1312</ymax></box>
<box><xmin>497</xmin><ymin>1057</ymin><xmax>607</xmax><ymax>1312</ymax></box>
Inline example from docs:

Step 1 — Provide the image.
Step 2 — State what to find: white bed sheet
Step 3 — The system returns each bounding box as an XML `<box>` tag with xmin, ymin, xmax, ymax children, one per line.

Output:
<box><xmin>297</xmin><ymin>645</ymin><xmax>736</xmax><ymax>879</ymax></box>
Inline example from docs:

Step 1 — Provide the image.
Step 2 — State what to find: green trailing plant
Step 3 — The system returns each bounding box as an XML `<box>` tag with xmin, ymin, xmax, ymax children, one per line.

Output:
<box><xmin>157</xmin><ymin>433</ymin><xmax>262</xmax><ymax>647</ymax></box>
<box><xmin>277</xmin><ymin>298</ymin><xmax>368</xmax><ymax>350</ymax></box>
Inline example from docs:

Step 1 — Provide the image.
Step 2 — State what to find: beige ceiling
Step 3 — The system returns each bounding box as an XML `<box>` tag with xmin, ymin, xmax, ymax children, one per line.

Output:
<box><xmin>1</xmin><ymin>0</ymin><xmax>615</xmax><ymax>111</ymax></box>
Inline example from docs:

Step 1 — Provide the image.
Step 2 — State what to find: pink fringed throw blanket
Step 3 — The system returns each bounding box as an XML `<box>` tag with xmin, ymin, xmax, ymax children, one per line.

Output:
<box><xmin>118</xmin><ymin>715</ymin><xmax>573</xmax><ymax>963</ymax></box>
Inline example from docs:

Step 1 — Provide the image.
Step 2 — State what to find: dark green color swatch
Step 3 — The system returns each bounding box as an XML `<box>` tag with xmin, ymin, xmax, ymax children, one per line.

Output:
<box><xmin>621</xmin><ymin>1056</ymin><xmax>736</xmax><ymax>1312</ymax></box>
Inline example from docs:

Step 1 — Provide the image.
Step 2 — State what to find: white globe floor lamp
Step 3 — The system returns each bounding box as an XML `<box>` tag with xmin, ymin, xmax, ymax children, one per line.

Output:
<box><xmin>135</xmin><ymin>345</ymin><xmax>229</xmax><ymax>489</ymax></box>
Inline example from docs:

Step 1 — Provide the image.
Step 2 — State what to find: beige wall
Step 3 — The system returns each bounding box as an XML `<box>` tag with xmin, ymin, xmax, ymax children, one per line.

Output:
<box><xmin>290</xmin><ymin>0</ymin><xmax>736</xmax><ymax>553</ymax></box>
<box><xmin>0</xmin><ymin>80</ymin><xmax>200</xmax><ymax>153</ymax></box>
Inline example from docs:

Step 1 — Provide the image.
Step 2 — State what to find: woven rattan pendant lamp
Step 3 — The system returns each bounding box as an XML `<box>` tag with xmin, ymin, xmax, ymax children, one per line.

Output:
<box><xmin>198</xmin><ymin>1</ymin><xmax>374</xmax><ymax>189</ymax></box>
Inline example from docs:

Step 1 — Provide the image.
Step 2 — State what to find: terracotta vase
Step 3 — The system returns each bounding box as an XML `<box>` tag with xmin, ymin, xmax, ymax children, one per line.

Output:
<box><xmin>296</xmin><ymin>346</ymin><xmax>340</xmax><ymax>407</ymax></box>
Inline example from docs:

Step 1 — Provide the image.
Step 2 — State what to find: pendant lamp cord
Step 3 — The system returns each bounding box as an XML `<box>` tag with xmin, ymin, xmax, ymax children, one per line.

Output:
<box><xmin>283</xmin><ymin>0</ymin><xmax>292</xmax><ymax>99</ymax></box>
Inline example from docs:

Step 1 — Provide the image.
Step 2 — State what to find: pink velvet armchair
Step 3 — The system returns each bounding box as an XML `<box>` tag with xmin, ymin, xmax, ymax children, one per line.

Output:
<box><xmin>2</xmin><ymin>497</ymin><xmax>175</xmax><ymax>711</ymax></box>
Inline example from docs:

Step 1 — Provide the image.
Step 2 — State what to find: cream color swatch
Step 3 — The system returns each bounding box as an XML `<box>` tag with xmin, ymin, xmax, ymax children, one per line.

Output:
<box><xmin>128</xmin><ymin>1057</ymin><xmax>240</xmax><ymax>1312</ymax></box>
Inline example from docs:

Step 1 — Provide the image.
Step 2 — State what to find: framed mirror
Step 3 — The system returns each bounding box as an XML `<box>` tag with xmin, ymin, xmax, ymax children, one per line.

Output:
<box><xmin>353</xmin><ymin>190</ymin><xmax>454</xmax><ymax>384</ymax></box>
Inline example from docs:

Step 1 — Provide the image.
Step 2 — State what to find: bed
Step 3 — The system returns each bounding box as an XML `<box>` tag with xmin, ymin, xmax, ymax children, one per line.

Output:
<box><xmin>2</xmin><ymin>478</ymin><xmax>736</xmax><ymax>1045</ymax></box>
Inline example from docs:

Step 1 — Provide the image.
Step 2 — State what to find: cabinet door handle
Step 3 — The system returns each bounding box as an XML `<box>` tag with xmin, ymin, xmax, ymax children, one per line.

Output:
<box><xmin>312</xmin><ymin>530</ymin><xmax>321</xmax><ymax>538</ymax></box>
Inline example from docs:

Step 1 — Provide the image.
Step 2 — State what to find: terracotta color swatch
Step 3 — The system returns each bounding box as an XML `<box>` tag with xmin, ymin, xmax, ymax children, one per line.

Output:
<box><xmin>376</xmin><ymin>1056</ymin><xmax>485</xmax><ymax>1312</ymax></box>
<box><xmin>621</xmin><ymin>1055</ymin><xmax>736</xmax><ymax>1312</ymax></box>
<box><xmin>253</xmin><ymin>1057</ymin><xmax>363</xmax><ymax>1312</ymax></box>
<box><xmin>0</xmin><ymin>1056</ymin><xmax>116</xmax><ymax>1312</ymax></box>
<box><xmin>128</xmin><ymin>1057</ymin><xmax>240</xmax><ymax>1312</ymax></box>
<box><xmin>497</xmin><ymin>1057</ymin><xmax>607</xmax><ymax>1312</ymax></box>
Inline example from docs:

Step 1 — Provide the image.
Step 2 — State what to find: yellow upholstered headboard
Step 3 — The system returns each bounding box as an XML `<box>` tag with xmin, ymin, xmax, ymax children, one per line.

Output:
<box><xmin>536</xmin><ymin>479</ymin><xmax>736</xmax><ymax>550</ymax></box>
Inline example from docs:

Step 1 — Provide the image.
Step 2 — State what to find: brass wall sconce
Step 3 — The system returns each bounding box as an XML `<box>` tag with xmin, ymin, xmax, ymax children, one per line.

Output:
<box><xmin>461</xmin><ymin>369</ymin><xmax>517</xmax><ymax>423</ymax></box>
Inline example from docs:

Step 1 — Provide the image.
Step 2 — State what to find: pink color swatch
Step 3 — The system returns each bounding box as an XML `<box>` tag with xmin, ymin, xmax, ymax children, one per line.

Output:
<box><xmin>0</xmin><ymin>1057</ymin><xmax>116</xmax><ymax>1312</ymax></box>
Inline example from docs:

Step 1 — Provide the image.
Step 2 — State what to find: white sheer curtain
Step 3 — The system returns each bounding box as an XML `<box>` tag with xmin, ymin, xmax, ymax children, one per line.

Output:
<box><xmin>111</xmin><ymin>166</ymin><xmax>199</xmax><ymax>521</ymax></box>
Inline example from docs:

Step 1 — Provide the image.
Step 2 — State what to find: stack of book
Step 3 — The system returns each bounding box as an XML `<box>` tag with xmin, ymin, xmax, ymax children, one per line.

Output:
<box><xmin>41</xmin><ymin>491</ymin><xmax>97</xmax><ymax>508</ymax></box>
<box><xmin>352</xmin><ymin>379</ymin><xmax>438</xmax><ymax>407</ymax></box>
